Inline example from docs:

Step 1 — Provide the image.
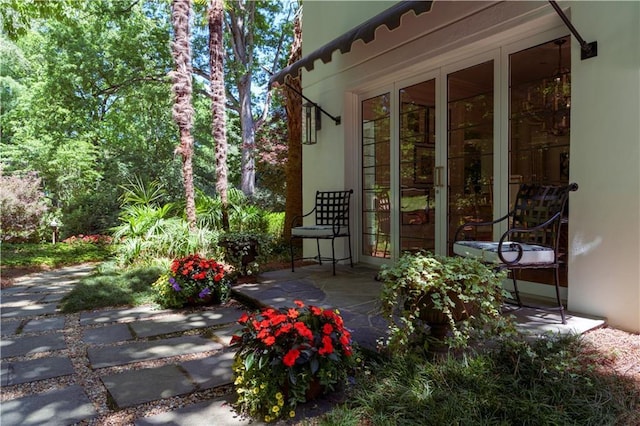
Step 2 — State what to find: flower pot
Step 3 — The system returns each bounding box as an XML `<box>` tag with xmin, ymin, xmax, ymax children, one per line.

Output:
<box><xmin>282</xmin><ymin>376</ymin><xmax>325</xmax><ymax>403</ymax></box>
<box><xmin>408</xmin><ymin>290</ymin><xmax>478</xmax><ymax>339</ymax></box>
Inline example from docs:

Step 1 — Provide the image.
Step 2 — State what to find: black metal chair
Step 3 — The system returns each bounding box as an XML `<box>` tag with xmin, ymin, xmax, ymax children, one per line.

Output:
<box><xmin>453</xmin><ymin>182</ymin><xmax>578</xmax><ymax>324</ymax></box>
<box><xmin>290</xmin><ymin>190</ymin><xmax>354</xmax><ymax>275</ymax></box>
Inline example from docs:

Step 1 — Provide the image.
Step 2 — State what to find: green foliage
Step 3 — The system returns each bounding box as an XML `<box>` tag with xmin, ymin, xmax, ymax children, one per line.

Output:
<box><xmin>326</xmin><ymin>335</ymin><xmax>639</xmax><ymax>425</ymax></box>
<box><xmin>219</xmin><ymin>231</ymin><xmax>273</xmax><ymax>277</ymax></box>
<box><xmin>59</xmin><ymin>262</ymin><xmax>161</xmax><ymax>312</ymax></box>
<box><xmin>378</xmin><ymin>251</ymin><xmax>512</xmax><ymax>353</ymax></box>
<box><xmin>1</xmin><ymin>242</ymin><xmax>112</xmax><ymax>269</ymax></box>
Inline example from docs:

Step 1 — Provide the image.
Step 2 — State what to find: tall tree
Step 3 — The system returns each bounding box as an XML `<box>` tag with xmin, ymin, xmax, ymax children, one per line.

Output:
<box><xmin>283</xmin><ymin>8</ymin><xmax>303</xmax><ymax>240</ymax></box>
<box><xmin>170</xmin><ymin>0</ymin><xmax>197</xmax><ymax>229</ymax></box>
<box><xmin>208</xmin><ymin>0</ymin><xmax>229</xmax><ymax>230</ymax></box>
<box><xmin>225</xmin><ymin>1</ymin><xmax>289</xmax><ymax>197</ymax></box>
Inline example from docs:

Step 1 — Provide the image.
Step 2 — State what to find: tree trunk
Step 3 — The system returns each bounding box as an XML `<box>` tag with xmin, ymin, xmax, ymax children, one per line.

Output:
<box><xmin>170</xmin><ymin>0</ymin><xmax>196</xmax><ymax>230</ymax></box>
<box><xmin>208</xmin><ymin>0</ymin><xmax>229</xmax><ymax>231</ymax></box>
<box><xmin>239</xmin><ymin>79</ymin><xmax>256</xmax><ymax>196</ymax></box>
<box><xmin>284</xmin><ymin>11</ymin><xmax>303</xmax><ymax>240</ymax></box>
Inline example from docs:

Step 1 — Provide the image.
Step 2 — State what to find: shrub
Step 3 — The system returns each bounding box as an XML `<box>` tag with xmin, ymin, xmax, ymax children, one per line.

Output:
<box><xmin>0</xmin><ymin>170</ymin><xmax>48</xmax><ymax>242</ymax></box>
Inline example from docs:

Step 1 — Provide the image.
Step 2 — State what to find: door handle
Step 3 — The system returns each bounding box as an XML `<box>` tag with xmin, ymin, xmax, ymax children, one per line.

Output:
<box><xmin>434</xmin><ymin>166</ymin><xmax>444</xmax><ymax>187</ymax></box>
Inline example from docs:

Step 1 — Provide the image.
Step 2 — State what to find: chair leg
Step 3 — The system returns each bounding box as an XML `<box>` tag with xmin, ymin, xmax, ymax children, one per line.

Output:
<box><xmin>347</xmin><ymin>234</ymin><xmax>353</xmax><ymax>268</ymax></box>
<box><xmin>511</xmin><ymin>272</ymin><xmax>522</xmax><ymax>306</ymax></box>
<box><xmin>316</xmin><ymin>239</ymin><xmax>322</xmax><ymax>265</ymax></box>
<box><xmin>554</xmin><ymin>266</ymin><xmax>567</xmax><ymax>324</ymax></box>
<box><xmin>331</xmin><ymin>238</ymin><xmax>336</xmax><ymax>276</ymax></box>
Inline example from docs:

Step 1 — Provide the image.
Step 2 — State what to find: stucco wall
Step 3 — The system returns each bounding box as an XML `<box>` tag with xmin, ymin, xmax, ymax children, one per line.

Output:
<box><xmin>568</xmin><ymin>1</ymin><xmax>640</xmax><ymax>332</ymax></box>
<box><xmin>300</xmin><ymin>1</ymin><xmax>640</xmax><ymax>332</ymax></box>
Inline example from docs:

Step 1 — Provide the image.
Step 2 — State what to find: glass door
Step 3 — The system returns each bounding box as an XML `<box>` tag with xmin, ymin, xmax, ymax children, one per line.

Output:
<box><xmin>447</xmin><ymin>60</ymin><xmax>495</xmax><ymax>253</ymax></box>
<box><xmin>399</xmin><ymin>80</ymin><xmax>436</xmax><ymax>252</ymax></box>
<box><xmin>361</xmin><ymin>93</ymin><xmax>391</xmax><ymax>259</ymax></box>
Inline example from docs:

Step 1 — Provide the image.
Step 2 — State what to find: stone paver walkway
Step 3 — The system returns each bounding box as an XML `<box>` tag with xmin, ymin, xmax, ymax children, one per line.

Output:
<box><xmin>1</xmin><ymin>263</ymin><xmax>606</xmax><ymax>425</ymax></box>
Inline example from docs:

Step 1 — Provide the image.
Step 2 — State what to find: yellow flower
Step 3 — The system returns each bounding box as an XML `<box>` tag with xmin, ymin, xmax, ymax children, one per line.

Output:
<box><xmin>234</xmin><ymin>376</ymin><xmax>243</xmax><ymax>385</ymax></box>
<box><xmin>265</xmin><ymin>415</ymin><xmax>271</xmax><ymax>422</ymax></box>
<box><xmin>289</xmin><ymin>410</ymin><xmax>296</xmax><ymax>418</ymax></box>
<box><xmin>260</xmin><ymin>383</ymin><xmax>266</xmax><ymax>389</ymax></box>
<box><xmin>275</xmin><ymin>392</ymin><xmax>283</xmax><ymax>401</ymax></box>
<box><xmin>272</xmin><ymin>405</ymin><xmax>280</xmax><ymax>413</ymax></box>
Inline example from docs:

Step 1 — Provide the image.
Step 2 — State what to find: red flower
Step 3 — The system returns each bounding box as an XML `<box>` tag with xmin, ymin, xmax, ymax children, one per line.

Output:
<box><xmin>270</xmin><ymin>314</ymin><xmax>288</xmax><ymax>326</ymax></box>
<box><xmin>294</xmin><ymin>300</ymin><xmax>305</xmax><ymax>308</ymax></box>
<box><xmin>294</xmin><ymin>321</ymin><xmax>313</xmax><ymax>340</ymax></box>
<box><xmin>230</xmin><ymin>334</ymin><xmax>241</xmax><ymax>345</ymax></box>
<box><xmin>238</xmin><ymin>313</ymin><xmax>249</xmax><ymax>324</ymax></box>
<box><xmin>263</xmin><ymin>336</ymin><xmax>276</xmax><ymax>346</ymax></box>
<box><xmin>318</xmin><ymin>335</ymin><xmax>334</xmax><ymax>355</ymax></box>
<box><xmin>287</xmin><ymin>308</ymin><xmax>299</xmax><ymax>319</ymax></box>
<box><xmin>275</xmin><ymin>323</ymin><xmax>293</xmax><ymax>336</ymax></box>
<box><xmin>322</xmin><ymin>323</ymin><xmax>333</xmax><ymax>335</ymax></box>
<box><xmin>283</xmin><ymin>348</ymin><xmax>300</xmax><ymax>367</ymax></box>
<box><xmin>310</xmin><ymin>306</ymin><xmax>323</xmax><ymax>315</ymax></box>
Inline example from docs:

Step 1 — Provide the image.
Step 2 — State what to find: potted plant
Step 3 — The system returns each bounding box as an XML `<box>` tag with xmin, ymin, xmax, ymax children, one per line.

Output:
<box><xmin>230</xmin><ymin>300</ymin><xmax>356</xmax><ymax>422</ymax></box>
<box><xmin>219</xmin><ymin>231</ymin><xmax>272</xmax><ymax>278</ymax></box>
<box><xmin>152</xmin><ymin>253</ymin><xmax>230</xmax><ymax>308</ymax></box>
<box><xmin>378</xmin><ymin>251</ymin><xmax>510</xmax><ymax>354</ymax></box>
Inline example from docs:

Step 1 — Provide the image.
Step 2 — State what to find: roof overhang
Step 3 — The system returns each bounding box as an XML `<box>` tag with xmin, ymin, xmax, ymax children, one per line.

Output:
<box><xmin>269</xmin><ymin>1</ymin><xmax>434</xmax><ymax>88</ymax></box>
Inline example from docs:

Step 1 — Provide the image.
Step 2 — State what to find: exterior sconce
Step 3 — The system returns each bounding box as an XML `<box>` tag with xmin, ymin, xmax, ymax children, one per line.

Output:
<box><xmin>303</xmin><ymin>102</ymin><xmax>321</xmax><ymax>145</ymax></box>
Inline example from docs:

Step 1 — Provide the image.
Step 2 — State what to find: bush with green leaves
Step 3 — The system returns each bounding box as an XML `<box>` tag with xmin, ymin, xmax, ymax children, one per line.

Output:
<box><xmin>378</xmin><ymin>251</ymin><xmax>512</xmax><ymax>354</ymax></box>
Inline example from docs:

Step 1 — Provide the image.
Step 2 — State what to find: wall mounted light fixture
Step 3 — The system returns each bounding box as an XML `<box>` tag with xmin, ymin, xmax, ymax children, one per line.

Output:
<box><xmin>302</xmin><ymin>102</ymin><xmax>322</xmax><ymax>144</ymax></box>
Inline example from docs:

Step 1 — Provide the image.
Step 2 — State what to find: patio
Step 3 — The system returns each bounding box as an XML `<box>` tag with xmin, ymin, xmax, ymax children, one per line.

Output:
<box><xmin>232</xmin><ymin>263</ymin><xmax>607</xmax><ymax>352</ymax></box>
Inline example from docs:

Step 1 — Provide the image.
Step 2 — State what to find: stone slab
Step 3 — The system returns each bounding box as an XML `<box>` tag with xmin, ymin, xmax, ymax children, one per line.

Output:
<box><xmin>0</xmin><ymin>293</ymin><xmax>46</xmax><ymax>306</ymax></box>
<box><xmin>1</xmin><ymin>355</ymin><xmax>75</xmax><ymax>386</ymax></box>
<box><xmin>181</xmin><ymin>351</ymin><xmax>234</xmax><ymax>390</ymax></box>
<box><xmin>1</xmin><ymin>333</ymin><xmax>66</xmax><ymax>358</ymax></box>
<box><xmin>83</xmin><ymin>323</ymin><xmax>134</xmax><ymax>345</ymax></box>
<box><xmin>87</xmin><ymin>335</ymin><xmax>223</xmax><ymax>368</ymax></box>
<box><xmin>131</xmin><ymin>307</ymin><xmax>244</xmax><ymax>338</ymax></box>
<box><xmin>80</xmin><ymin>306</ymin><xmax>171</xmax><ymax>325</ymax></box>
<box><xmin>102</xmin><ymin>364</ymin><xmax>195</xmax><ymax>408</ymax></box>
<box><xmin>22</xmin><ymin>317</ymin><xmax>66</xmax><ymax>333</ymax></box>
<box><xmin>1</xmin><ymin>320</ymin><xmax>21</xmax><ymax>336</ymax></box>
<box><xmin>0</xmin><ymin>384</ymin><xmax>96</xmax><ymax>426</ymax></box>
<box><xmin>211</xmin><ymin>323</ymin><xmax>243</xmax><ymax>347</ymax></box>
<box><xmin>135</xmin><ymin>395</ymin><xmax>256</xmax><ymax>426</ymax></box>
<box><xmin>0</xmin><ymin>302</ymin><xmax>59</xmax><ymax>319</ymax></box>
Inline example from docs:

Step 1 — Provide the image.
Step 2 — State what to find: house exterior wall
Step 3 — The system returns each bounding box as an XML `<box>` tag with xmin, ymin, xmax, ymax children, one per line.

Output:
<box><xmin>567</xmin><ymin>1</ymin><xmax>640</xmax><ymax>333</ymax></box>
<box><xmin>299</xmin><ymin>1</ymin><xmax>640</xmax><ymax>332</ymax></box>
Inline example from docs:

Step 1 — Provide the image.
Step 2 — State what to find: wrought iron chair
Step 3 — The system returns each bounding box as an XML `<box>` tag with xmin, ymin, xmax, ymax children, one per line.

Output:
<box><xmin>290</xmin><ymin>190</ymin><xmax>354</xmax><ymax>275</ymax></box>
<box><xmin>453</xmin><ymin>182</ymin><xmax>578</xmax><ymax>324</ymax></box>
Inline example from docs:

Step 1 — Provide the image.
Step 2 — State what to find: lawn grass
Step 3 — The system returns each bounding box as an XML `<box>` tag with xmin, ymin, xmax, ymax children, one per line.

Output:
<box><xmin>2</xmin><ymin>242</ymin><xmax>113</xmax><ymax>269</ymax></box>
<box><xmin>58</xmin><ymin>262</ymin><xmax>163</xmax><ymax>313</ymax></box>
<box><xmin>317</xmin><ymin>334</ymin><xmax>640</xmax><ymax>426</ymax></box>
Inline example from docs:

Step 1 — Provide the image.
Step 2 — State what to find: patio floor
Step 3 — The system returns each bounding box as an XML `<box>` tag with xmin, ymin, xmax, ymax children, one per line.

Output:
<box><xmin>233</xmin><ymin>263</ymin><xmax>606</xmax><ymax>352</ymax></box>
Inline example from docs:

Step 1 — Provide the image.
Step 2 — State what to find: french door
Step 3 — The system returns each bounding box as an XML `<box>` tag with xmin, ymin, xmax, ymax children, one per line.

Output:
<box><xmin>361</xmin><ymin>36</ymin><xmax>570</xmax><ymax>290</ymax></box>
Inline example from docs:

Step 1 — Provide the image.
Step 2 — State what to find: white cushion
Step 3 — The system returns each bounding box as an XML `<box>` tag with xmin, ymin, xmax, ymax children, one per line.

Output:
<box><xmin>291</xmin><ymin>225</ymin><xmax>348</xmax><ymax>238</ymax></box>
<box><xmin>453</xmin><ymin>240</ymin><xmax>555</xmax><ymax>264</ymax></box>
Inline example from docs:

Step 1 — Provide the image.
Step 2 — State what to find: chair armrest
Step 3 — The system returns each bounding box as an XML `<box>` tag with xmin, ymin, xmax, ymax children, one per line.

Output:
<box><xmin>290</xmin><ymin>208</ymin><xmax>316</xmax><ymax>229</ymax></box>
<box><xmin>453</xmin><ymin>212</ymin><xmax>512</xmax><ymax>242</ymax></box>
<box><xmin>496</xmin><ymin>211</ymin><xmax>563</xmax><ymax>264</ymax></box>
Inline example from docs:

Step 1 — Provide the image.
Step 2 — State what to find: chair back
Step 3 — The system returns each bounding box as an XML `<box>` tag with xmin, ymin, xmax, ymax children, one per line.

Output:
<box><xmin>314</xmin><ymin>190</ymin><xmax>353</xmax><ymax>228</ymax></box>
<box><xmin>510</xmin><ymin>183</ymin><xmax>578</xmax><ymax>246</ymax></box>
